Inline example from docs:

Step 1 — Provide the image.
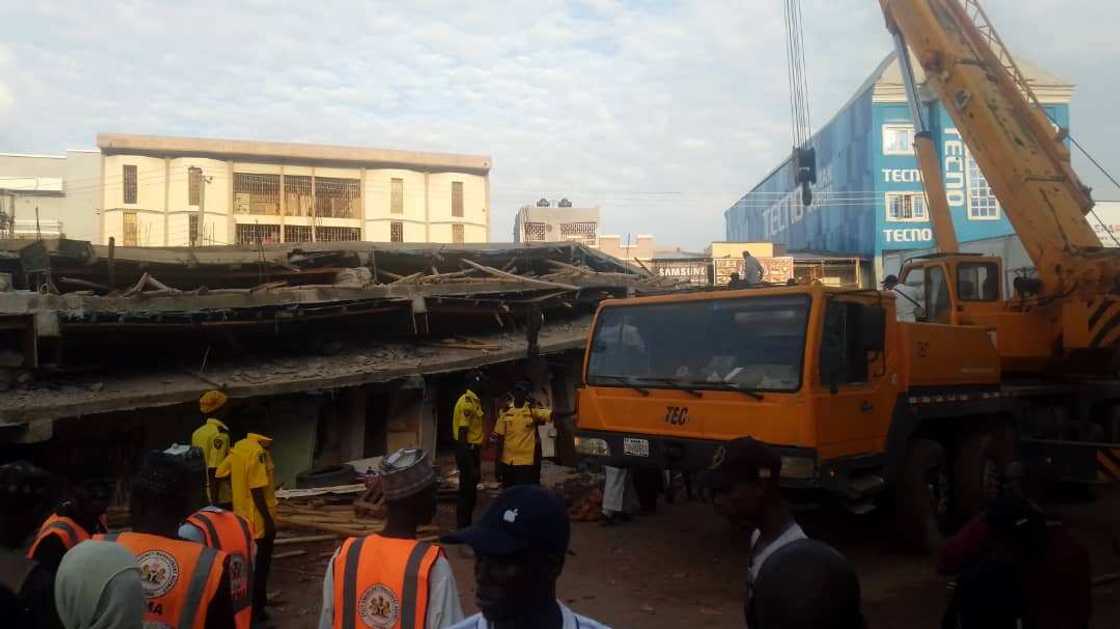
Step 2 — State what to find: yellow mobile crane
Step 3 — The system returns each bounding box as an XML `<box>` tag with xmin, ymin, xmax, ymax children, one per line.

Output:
<box><xmin>882</xmin><ymin>0</ymin><xmax>1120</xmax><ymax>375</ymax></box>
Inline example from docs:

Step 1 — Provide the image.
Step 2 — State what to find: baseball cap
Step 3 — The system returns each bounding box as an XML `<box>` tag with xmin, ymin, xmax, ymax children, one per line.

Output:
<box><xmin>442</xmin><ymin>485</ymin><xmax>570</xmax><ymax>557</ymax></box>
<box><xmin>702</xmin><ymin>437</ymin><xmax>782</xmax><ymax>491</ymax></box>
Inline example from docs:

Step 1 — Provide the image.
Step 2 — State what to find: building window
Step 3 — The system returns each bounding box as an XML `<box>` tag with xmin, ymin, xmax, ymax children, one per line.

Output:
<box><xmin>188</xmin><ymin>213</ymin><xmax>199</xmax><ymax>246</ymax></box>
<box><xmin>284</xmin><ymin>175</ymin><xmax>312</xmax><ymax>216</ymax></box>
<box><xmin>315</xmin><ymin>177</ymin><xmax>360</xmax><ymax>219</ymax></box>
<box><xmin>885</xmin><ymin>192</ymin><xmax>927</xmax><ymax>222</ymax></box>
<box><xmin>391</xmin><ymin>178</ymin><xmax>404</xmax><ymax>215</ymax></box>
<box><xmin>390</xmin><ymin>221</ymin><xmax>403</xmax><ymax>243</ymax></box>
<box><xmin>122</xmin><ymin>211</ymin><xmax>138</xmax><ymax>246</ymax></box>
<box><xmin>965</xmin><ymin>149</ymin><xmax>1000</xmax><ymax>220</ymax></box>
<box><xmin>188</xmin><ymin>167</ymin><xmax>203</xmax><ymax>206</ymax></box>
<box><xmin>451</xmin><ymin>181</ymin><xmax>464</xmax><ymax>217</ymax></box>
<box><xmin>882</xmin><ymin>123</ymin><xmax>915</xmax><ymax>156</ymax></box>
<box><xmin>560</xmin><ymin>221</ymin><xmax>597</xmax><ymax>243</ymax></box>
<box><xmin>123</xmin><ymin>165</ymin><xmax>138</xmax><ymax>204</ymax></box>
<box><xmin>233</xmin><ymin>173</ymin><xmax>280</xmax><ymax>215</ymax></box>
<box><xmin>284</xmin><ymin>225</ymin><xmax>312</xmax><ymax>243</ymax></box>
<box><xmin>236</xmin><ymin>223</ymin><xmax>280</xmax><ymax>245</ymax></box>
<box><xmin>452</xmin><ymin>223</ymin><xmax>465</xmax><ymax>244</ymax></box>
<box><xmin>524</xmin><ymin>222</ymin><xmax>547</xmax><ymax>241</ymax></box>
<box><xmin>316</xmin><ymin>226</ymin><xmax>362</xmax><ymax>242</ymax></box>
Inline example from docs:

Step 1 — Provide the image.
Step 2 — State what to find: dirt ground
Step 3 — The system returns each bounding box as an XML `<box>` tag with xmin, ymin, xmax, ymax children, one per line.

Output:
<box><xmin>268</xmin><ymin>481</ymin><xmax>1120</xmax><ymax>628</ymax></box>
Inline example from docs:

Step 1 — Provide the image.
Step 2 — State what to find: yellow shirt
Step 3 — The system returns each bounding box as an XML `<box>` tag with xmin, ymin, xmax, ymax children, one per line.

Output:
<box><xmin>452</xmin><ymin>390</ymin><xmax>485</xmax><ymax>445</ymax></box>
<box><xmin>495</xmin><ymin>404</ymin><xmax>551</xmax><ymax>466</ymax></box>
<box><xmin>216</xmin><ymin>433</ymin><xmax>278</xmax><ymax>539</ymax></box>
<box><xmin>191</xmin><ymin>418</ymin><xmax>232</xmax><ymax>503</ymax></box>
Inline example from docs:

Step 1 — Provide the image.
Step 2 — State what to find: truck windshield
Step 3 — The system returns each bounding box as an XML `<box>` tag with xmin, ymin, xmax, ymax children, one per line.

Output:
<box><xmin>587</xmin><ymin>294</ymin><xmax>811</xmax><ymax>392</ymax></box>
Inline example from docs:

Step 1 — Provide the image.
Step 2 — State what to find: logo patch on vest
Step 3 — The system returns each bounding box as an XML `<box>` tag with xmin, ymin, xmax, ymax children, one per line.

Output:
<box><xmin>136</xmin><ymin>550</ymin><xmax>180</xmax><ymax>598</ymax></box>
<box><xmin>228</xmin><ymin>552</ymin><xmax>250</xmax><ymax>603</ymax></box>
<box><xmin>358</xmin><ymin>583</ymin><xmax>400</xmax><ymax>628</ymax></box>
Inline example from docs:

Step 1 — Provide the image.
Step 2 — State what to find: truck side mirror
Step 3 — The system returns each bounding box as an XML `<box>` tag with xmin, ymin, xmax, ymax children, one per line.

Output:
<box><xmin>860</xmin><ymin>305</ymin><xmax>886</xmax><ymax>352</ymax></box>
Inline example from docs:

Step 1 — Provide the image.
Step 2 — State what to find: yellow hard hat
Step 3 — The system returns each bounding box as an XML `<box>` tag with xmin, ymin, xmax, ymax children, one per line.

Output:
<box><xmin>199</xmin><ymin>390</ymin><xmax>228</xmax><ymax>414</ymax></box>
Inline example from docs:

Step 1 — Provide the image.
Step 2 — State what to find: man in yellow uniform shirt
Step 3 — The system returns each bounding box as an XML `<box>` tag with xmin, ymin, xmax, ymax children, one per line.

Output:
<box><xmin>452</xmin><ymin>371</ymin><xmax>485</xmax><ymax>528</ymax></box>
<box><xmin>193</xmin><ymin>390</ymin><xmax>233</xmax><ymax>507</ymax></box>
<box><xmin>492</xmin><ymin>381</ymin><xmax>551</xmax><ymax>488</ymax></box>
<box><xmin>217</xmin><ymin>432</ymin><xmax>277</xmax><ymax>623</ymax></box>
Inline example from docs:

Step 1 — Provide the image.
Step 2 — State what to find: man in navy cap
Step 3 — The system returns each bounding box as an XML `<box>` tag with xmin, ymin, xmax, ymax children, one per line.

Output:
<box><xmin>443</xmin><ymin>485</ymin><xmax>610</xmax><ymax>629</ymax></box>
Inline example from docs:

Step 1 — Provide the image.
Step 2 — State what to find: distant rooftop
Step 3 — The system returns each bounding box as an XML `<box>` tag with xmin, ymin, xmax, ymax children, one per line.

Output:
<box><xmin>97</xmin><ymin>133</ymin><xmax>492</xmax><ymax>174</ymax></box>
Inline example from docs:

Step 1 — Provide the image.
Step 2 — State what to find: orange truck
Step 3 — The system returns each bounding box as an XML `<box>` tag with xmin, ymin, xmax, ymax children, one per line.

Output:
<box><xmin>573</xmin><ymin>284</ymin><xmax>1120</xmax><ymax>546</ymax></box>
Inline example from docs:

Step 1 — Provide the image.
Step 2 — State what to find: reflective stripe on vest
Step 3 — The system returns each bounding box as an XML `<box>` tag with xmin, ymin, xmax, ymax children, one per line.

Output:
<box><xmin>94</xmin><ymin>531</ymin><xmax>227</xmax><ymax>629</ymax></box>
<box><xmin>333</xmin><ymin>536</ymin><xmax>441</xmax><ymax>629</ymax></box>
<box><xmin>27</xmin><ymin>515</ymin><xmax>90</xmax><ymax>558</ymax></box>
<box><xmin>186</xmin><ymin>510</ymin><xmax>254</xmax><ymax>629</ymax></box>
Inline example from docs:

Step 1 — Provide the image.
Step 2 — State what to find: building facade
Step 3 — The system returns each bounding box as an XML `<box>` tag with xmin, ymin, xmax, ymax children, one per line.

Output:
<box><xmin>0</xmin><ymin>150</ymin><xmax>100</xmax><ymax>241</ymax></box>
<box><xmin>512</xmin><ymin>202</ymin><xmax>600</xmax><ymax>245</ymax></box>
<box><xmin>725</xmin><ymin>51</ymin><xmax>1074</xmax><ymax>281</ymax></box>
<box><xmin>97</xmin><ymin>134</ymin><xmax>491</xmax><ymax>247</ymax></box>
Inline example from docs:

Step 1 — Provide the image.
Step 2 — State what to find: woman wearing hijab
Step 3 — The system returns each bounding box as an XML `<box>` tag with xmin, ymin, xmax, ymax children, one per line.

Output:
<box><xmin>54</xmin><ymin>541</ymin><xmax>144</xmax><ymax>629</ymax></box>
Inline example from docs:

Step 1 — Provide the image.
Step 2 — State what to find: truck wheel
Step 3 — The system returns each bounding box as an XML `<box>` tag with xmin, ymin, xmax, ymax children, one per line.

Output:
<box><xmin>954</xmin><ymin>426</ymin><xmax>1015</xmax><ymax>523</ymax></box>
<box><xmin>896</xmin><ymin>438</ymin><xmax>949</xmax><ymax>552</ymax></box>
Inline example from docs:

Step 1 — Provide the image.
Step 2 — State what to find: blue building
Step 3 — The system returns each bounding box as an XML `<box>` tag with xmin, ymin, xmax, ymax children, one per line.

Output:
<box><xmin>725</xmin><ymin>51</ymin><xmax>1073</xmax><ymax>282</ymax></box>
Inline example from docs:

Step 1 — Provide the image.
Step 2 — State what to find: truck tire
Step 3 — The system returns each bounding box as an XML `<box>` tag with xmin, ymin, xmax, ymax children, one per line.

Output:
<box><xmin>896</xmin><ymin>438</ymin><xmax>949</xmax><ymax>552</ymax></box>
<box><xmin>954</xmin><ymin>426</ymin><xmax>1015</xmax><ymax>523</ymax></box>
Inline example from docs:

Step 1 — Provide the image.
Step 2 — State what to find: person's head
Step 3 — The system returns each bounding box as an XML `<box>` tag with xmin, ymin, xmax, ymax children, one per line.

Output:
<box><xmin>465</xmin><ymin>370</ymin><xmax>484</xmax><ymax>393</ymax></box>
<box><xmin>0</xmin><ymin>461</ymin><xmax>56</xmax><ymax>547</ymax></box>
<box><xmin>743</xmin><ymin>250</ymin><xmax>753</xmax><ymax>259</ymax></box>
<box><xmin>199</xmin><ymin>390</ymin><xmax>229</xmax><ymax>420</ymax></box>
<box><xmin>729</xmin><ymin>272</ymin><xmax>741</xmax><ymax>284</ymax></box>
<box><xmin>68</xmin><ymin>477</ymin><xmax>113</xmax><ymax>525</ymax></box>
<box><xmin>511</xmin><ymin>380</ymin><xmax>532</xmax><ymax>407</ymax></box>
<box><xmin>130</xmin><ymin>452</ymin><xmax>195</xmax><ymax>536</ymax></box>
<box><xmin>381</xmin><ymin>448</ymin><xmax>438</xmax><ymax>526</ymax></box>
<box><xmin>881</xmin><ymin>274</ymin><xmax>900</xmax><ymax>291</ymax></box>
<box><xmin>707</xmin><ymin>437</ymin><xmax>783</xmax><ymax>528</ymax></box>
<box><xmin>443</xmin><ymin>485</ymin><xmax>570</xmax><ymax>621</ymax></box>
<box><xmin>752</xmin><ymin>539</ymin><xmax>865</xmax><ymax>629</ymax></box>
<box><xmin>55</xmin><ymin>540</ymin><xmax>145</xmax><ymax>629</ymax></box>
<box><xmin>786</xmin><ymin>278</ymin><xmax>797</xmax><ymax>286</ymax></box>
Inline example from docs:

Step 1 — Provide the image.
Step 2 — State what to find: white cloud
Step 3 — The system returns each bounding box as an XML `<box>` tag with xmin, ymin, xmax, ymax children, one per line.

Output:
<box><xmin>0</xmin><ymin>0</ymin><xmax>1117</xmax><ymax>246</ymax></box>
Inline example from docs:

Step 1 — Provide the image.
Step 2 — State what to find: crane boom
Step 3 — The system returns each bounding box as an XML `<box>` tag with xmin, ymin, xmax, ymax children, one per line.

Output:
<box><xmin>880</xmin><ymin>0</ymin><xmax>1111</xmax><ymax>297</ymax></box>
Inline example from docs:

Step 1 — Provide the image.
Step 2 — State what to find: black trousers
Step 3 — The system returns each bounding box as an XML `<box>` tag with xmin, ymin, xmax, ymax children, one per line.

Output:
<box><xmin>455</xmin><ymin>445</ymin><xmax>481</xmax><ymax>528</ymax></box>
<box><xmin>253</xmin><ymin>533</ymin><xmax>275</xmax><ymax>615</ymax></box>
<box><xmin>502</xmin><ymin>464</ymin><xmax>540</xmax><ymax>488</ymax></box>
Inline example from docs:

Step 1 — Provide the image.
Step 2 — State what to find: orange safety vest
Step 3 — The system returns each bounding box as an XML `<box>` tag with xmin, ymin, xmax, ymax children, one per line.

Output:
<box><xmin>331</xmin><ymin>535</ymin><xmax>442</xmax><ymax>629</ymax></box>
<box><xmin>186</xmin><ymin>509</ymin><xmax>254</xmax><ymax>629</ymax></box>
<box><xmin>26</xmin><ymin>514</ymin><xmax>91</xmax><ymax>559</ymax></box>
<box><xmin>95</xmin><ymin>531</ymin><xmax>228</xmax><ymax>629</ymax></box>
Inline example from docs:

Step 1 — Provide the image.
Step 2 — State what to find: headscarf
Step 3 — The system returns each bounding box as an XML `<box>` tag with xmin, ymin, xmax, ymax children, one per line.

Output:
<box><xmin>55</xmin><ymin>541</ymin><xmax>144</xmax><ymax>629</ymax></box>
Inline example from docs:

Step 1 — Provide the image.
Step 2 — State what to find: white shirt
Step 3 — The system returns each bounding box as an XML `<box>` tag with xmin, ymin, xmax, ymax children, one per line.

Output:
<box><xmin>318</xmin><ymin>546</ymin><xmax>463</xmax><ymax>629</ymax></box>
<box><xmin>746</xmin><ymin>523</ymin><xmax>807</xmax><ymax>628</ymax></box>
<box><xmin>891</xmin><ymin>285</ymin><xmax>922</xmax><ymax>322</ymax></box>
<box><xmin>743</xmin><ymin>256</ymin><xmax>765</xmax><ymax>285</ymax></box>
<box><xmin>449</xmin><ymin>603</ymin><xmax>611</xmax><ymax>629</ymax></box>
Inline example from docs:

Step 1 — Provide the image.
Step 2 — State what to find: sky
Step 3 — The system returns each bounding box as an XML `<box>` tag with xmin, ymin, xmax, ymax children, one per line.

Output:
<box><xmin>1</xmin><ymin>0</ymin><xmax>1118</xmax><ymax>250</ymax></box>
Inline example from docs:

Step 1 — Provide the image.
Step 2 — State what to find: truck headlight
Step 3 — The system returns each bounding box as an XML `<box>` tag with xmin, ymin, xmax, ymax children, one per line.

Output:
<box><xmin>575</xmin><ymin>437</ymin><xmax>610</xmax><ymax>456</ymax></box>
<box><xmin>780</xmin><ymin>456</ymin><xmax>816</xmax><ymax>479</ymax></box>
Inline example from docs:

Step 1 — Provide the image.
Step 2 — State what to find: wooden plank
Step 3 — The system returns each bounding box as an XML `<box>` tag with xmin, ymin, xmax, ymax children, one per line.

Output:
<box><xmin>274</xmin><ymin>534</ymin><xmax>339</xmax><ymax>546</ymax></box>
<box><xmin>461</xmin><ymin>259</ymin><xmax>579</xmax><ymax>291</ymax></box>
<box><xmin>273</xmin><ymin>550</ymin><xmax>308</xmax><ymax>560</ymax></box>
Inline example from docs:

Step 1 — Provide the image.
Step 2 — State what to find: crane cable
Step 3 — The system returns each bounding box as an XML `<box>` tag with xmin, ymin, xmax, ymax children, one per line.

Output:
<box><xmin>783</xmin><ymin>0</ymin><xmax>813</xmax><ymax>152</ymax></box>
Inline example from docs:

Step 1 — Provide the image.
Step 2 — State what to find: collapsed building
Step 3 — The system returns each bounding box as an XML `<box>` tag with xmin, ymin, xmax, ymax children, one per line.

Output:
<box><xmin>0</xmin><ymin>238</ymin><xmax>680</xmax><ymax>487</ymax></box>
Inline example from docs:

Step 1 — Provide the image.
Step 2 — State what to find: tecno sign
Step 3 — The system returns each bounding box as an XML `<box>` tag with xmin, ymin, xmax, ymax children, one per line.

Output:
<box><xmin>881</xmin><ymin>168</ymin><xmax>922</xmax><ymax>183</ymax></box>
<box><xmin>883</xmin><ymin>228</ymin><xmax>933</xmax><ymax>243</ymax></box>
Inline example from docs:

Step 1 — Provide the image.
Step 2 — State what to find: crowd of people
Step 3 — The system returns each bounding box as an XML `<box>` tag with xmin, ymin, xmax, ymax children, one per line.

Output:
<box><xmin>0</xmin><ymin>378</ymin><xmax>1098</xmax><ymax>628</ymax></box>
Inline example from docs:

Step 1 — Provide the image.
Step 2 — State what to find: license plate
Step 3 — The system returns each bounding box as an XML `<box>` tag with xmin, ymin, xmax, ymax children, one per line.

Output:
<box><xmin>623</xmin><ymin>438</ymin><xmax>650</xmax><ymax>457</ymax></box>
